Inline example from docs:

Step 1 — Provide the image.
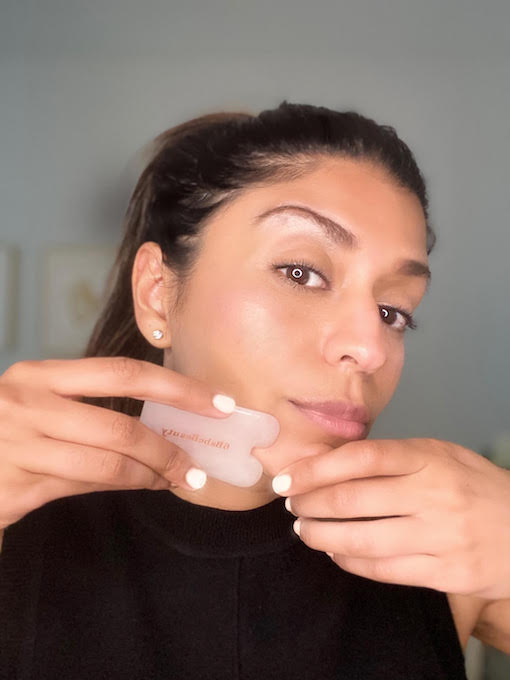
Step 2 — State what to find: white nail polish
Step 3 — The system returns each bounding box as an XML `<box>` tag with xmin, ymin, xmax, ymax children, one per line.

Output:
<box><xmin>186</xmin><ymin>467</ymin><xmax>207</xmax><ymax>489</ymax></box>
<box><xmin>285</xmin><ymin>497</ymin><xmax>292</xmax><ymax>512</ymax></box>
<box><xmin>272</xmin><ymin>474</ymin><xmax>291</xmax><ymax>494</ymax></box>
<box><xmin>212</xmin><ymin>393</ymin><xmax>236</xmax><ymax>414</ymax></box>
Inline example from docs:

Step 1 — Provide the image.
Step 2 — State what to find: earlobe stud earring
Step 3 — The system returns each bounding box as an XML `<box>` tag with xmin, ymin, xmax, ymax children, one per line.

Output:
<box><xmin>152</xmin><ymin>329</ymin><xmax>164</xmax><ymax>340</ymax></box>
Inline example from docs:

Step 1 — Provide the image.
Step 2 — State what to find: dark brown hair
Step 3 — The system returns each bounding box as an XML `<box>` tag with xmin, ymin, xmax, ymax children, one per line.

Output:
<box><xmin>84</xmin><ymin>101</ymin><xmax>436</xmax><ymax>415</ymax></box>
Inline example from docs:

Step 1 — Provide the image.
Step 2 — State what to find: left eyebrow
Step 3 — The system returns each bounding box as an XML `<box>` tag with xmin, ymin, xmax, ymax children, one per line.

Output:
<box><xmin>253</xmin><ymin>204</ymin><xmax>432</xmax><ymax>289</ymax></box>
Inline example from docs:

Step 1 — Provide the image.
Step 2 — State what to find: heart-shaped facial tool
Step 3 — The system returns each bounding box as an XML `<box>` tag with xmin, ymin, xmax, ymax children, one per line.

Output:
<box><xmin>140</xmin><ymin>400</ymin><xmax>281</xmax><ymax>487</ymax></box>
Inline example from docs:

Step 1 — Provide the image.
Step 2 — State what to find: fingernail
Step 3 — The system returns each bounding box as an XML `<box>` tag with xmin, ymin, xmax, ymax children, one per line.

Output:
<box><xmin>293</xmin><ymin>518</ymin><xmax>301</xmax><ymax>536</ymax></box>
<box><xmin>284</xmin><ymin>497</ymin><xmax>292</xmax><ymax>513</ymax></box>
<box><xmin>212</xmin><ymin>393</ymin><xmax>236</xmax><ymax>414</ymax></box>
<box><xmin>326</xmin><ymin>552</ymin><xmax>334</xmax><ymax>558</ymax></box>
<box><xmin>272</xmin><ymin>474</ymin><xmax>292</xmax><ymax>494</ymax></box>
<box><xmin>186</xmin><ymin>467</ymin><xmax>207</xmax><ymax>489</ymax></box>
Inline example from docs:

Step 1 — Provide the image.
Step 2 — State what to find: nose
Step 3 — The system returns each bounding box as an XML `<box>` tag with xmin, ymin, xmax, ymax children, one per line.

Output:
<box><xmin>320</xmin><ymin>293</ymin><xmax>387</xmax><ymax>374</ymax></box>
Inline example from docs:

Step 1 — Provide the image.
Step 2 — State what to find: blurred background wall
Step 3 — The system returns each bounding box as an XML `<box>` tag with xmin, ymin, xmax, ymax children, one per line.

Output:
<box><xmin>1</xmin><ymin>1</ymin><xmax>509</xmax><ymax>676</ymax></box>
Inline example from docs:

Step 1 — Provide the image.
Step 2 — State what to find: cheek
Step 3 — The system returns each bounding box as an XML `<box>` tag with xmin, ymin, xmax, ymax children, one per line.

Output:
<box><xmin>211</xmin><ymin>285</ymin><xmax>295</xmax><ymax>364</ymax></box>
<box><xmin>172</xmin><ymin>277</ymin><xmax>296</xmax><ymax>399</ymax></box>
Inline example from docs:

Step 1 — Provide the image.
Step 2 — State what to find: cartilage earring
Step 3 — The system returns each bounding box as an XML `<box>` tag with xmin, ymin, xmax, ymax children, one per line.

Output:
<box><xmin>152</xmin><ymin>329</ymin><xmax>164</xmax><ymax>340</ymax></box>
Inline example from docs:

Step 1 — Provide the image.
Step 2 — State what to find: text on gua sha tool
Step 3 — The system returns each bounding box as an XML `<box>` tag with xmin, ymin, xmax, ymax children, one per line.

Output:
<box><xmin>140</xmin><ymin>401</ymin><xmax>280</xmax><ymax>487</ymax></box>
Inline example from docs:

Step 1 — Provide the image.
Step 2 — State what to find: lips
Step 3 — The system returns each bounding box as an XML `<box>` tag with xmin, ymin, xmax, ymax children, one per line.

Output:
<box><xmin>289</xmin><ymin>399</ymin><xmax>369</xmax><ymax>439</ymax></box>
<box><xmin>290</xmin><ymin>399</ymin><xmax>370</xmax><ymax>423</ymax></box>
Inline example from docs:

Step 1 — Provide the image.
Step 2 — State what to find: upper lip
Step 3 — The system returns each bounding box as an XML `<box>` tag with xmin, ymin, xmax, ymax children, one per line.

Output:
<box><xmin>290</xmin><ymin>399</ymin><xmax>370</xmax><ymax>424</ymax></box>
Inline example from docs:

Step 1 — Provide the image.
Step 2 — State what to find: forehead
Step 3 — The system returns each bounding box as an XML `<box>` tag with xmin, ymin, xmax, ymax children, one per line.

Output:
<box><xmin>203</xmin><ymin>156</ymin><xmax>428</xmax><ymax>255</ymax></box>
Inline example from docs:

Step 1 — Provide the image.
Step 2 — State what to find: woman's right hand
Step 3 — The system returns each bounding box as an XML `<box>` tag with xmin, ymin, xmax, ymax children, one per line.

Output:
<box><xmin>0</xmin><ymin>357</ymin><xmax>235</xmax><ymax>533</ymax></box>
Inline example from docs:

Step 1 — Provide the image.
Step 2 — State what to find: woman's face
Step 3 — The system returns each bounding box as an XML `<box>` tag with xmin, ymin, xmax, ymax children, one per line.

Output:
<box><xmin>146</xmin><ymin>157</ymin><xmax>430</xmax><ymax>504</ymax></box>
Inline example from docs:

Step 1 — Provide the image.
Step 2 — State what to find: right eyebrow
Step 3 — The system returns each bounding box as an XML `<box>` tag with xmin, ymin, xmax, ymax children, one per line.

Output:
<box><xmin>252</xmin><ymin>204</ymin><xmax>359</xmax><ymax>249</ymax></box>
<box><xmin>252</xmin><ymin>203</ymin><xmax>432</xmax><ymax>289</ymax></box>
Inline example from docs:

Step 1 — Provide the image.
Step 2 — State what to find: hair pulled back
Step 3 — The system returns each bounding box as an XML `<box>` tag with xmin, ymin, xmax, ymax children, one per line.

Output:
<box><xmin>85</xmin><ymin>101</ymin><xmax>435</xmax><ymax>414</ymax></box>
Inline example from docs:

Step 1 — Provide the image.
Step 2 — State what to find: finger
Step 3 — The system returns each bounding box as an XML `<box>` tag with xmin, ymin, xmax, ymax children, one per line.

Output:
<box><xmin>328</xmin><ymin>553</ymin><xmax>440</xmax><ymax>589</ymax></box>
<box><xmin>2</xmin><ymin>358</ymin><xmax>235</xmax><ymax>418</ymax></box>
<box><xmin>295</xmin><ymin>515</ymin><xmax>436</xmax><ymax>558</ymax></box>
<box><xmin>24</xmin><ymin>392</ymin><xmax>204</xmax><ymax>485</ymax></box>
<box><xmin>287</xmin><ymin>476</ymin><xmax>421</xmax><ymax>519</ymax></box>
<box><xmin>14</xmin><ymin>437</ymin><xmax>174</xmax><ymax>490</ymax></box>
<box><xmin>274</xmin><ymin>439</ymin><xmax>427</xmax><ymax>496</ymax></box>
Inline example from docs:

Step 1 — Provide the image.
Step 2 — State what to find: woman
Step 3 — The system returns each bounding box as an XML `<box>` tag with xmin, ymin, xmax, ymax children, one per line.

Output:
<box><xmin>1</xmin><ymin>102</ymin><xmax>509</xmax><ymax>679</ymax></box>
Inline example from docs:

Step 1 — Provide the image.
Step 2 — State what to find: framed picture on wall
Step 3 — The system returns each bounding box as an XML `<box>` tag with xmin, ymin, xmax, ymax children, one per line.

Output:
<box><xmin>40</xmin><ymin>245</ymin><xmax>117</xmax><ymax>357</ymax></box>
<box><xmin>0</xmin><ymin>243</ymin><xmax>19</xmax><ymax>351</ymax></box>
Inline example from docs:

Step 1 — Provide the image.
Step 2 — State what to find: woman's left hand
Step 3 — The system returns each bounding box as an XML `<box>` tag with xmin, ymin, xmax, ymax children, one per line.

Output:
<box><xmin>273</xmin><ymin>438</ymin><xmax>510</xmax><ymax>599</ymax></box>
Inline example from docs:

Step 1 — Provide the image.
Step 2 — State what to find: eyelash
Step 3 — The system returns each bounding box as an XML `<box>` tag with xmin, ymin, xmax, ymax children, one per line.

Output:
<box><xmin>271</xmin><ymin>259</ymin><xmax>418</xmax><ymax>332</ymax></box>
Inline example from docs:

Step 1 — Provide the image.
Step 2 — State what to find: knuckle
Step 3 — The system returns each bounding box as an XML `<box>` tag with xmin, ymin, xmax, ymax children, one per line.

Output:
<box><xmin>365</xmin><ymin>558</ymin><xmax>393</xmax><ymax>581</ymax></box>
<box><xmin>150</xmin><ymin>472</ymin><xmax>169</xmax><ymax>490</ymax></box>
<box><xmin>451</xmin><ymin>513</ymin><xmax>473</xmax><ymax>549</ymax></box>
<box><xmin>97</xmin><ymin>450</ymin><xmax>125</xmax><ymax>482</ymax></box>
<box><xmin>428</xmin><ymin>466</ymin><xmax>470</xmax><ymax>513</ymax></box>
<box><xmin>330</xmin><ymin>484</ymin><xmax>349</xmax><ymax>514</ymax></box>
<box><xmin>0</xmin><ymin>387</ymin><xmax>12</xmax><ymax>417</ymax></box>
<box><xmin>1</xmin><ymin>360</ymin><xmax>40</xmax><ymax>383</ymax></box>
<box><xmin>0</xmin><ymin>384</ymin><xmax>24</xmax><ymax>418</ymax></box>
<box><xmin>347</xmin><ymin>528</ymin><xmax>374</xmax><ymax>556</ymax></box>
<box><xmin>358</xmin><ymin>442</ymin><xmax>381</xmax><ymax>471</ymax></box>
<box><xmin>430</xmin><ymin>438</ymin><xmax>449</xmax><ymax>455</ymax></box>
<box><xmin>110</xmin><ymin>357</ymin><xmax>143</xmax><ymax>382</ymax></box>
<box><xmin>162</xmin><ymin>446</ymin><xmax>182</xmax><ymax>476</ymax></box>
<box><xmin>328</xmin><ymin>486</ymin><xmax>343</xmax><ymax>514</ymax></box>
<box><xmin>110</xmin><ymin>414</ymin><xmax>139</xmax><ymax>447</ymax></box>
<box><xmin>446</xmin><ymin>479</ymin><xmax>471</xmax><ymax>513</ymax></box>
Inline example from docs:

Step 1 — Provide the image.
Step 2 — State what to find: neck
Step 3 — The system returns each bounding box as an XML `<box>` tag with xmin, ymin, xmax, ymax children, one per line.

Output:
<box><xmin>169</xmin><ymin>472</ymin><xmax>278</xmax><ymax>510</ymax></box>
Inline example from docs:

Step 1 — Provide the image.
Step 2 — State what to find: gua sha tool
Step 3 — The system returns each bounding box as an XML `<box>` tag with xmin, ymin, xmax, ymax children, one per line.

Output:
<box><xmin>140</xmin><ymin>400</ymin><xmax>280</xmax><ymax>487</ymax></box>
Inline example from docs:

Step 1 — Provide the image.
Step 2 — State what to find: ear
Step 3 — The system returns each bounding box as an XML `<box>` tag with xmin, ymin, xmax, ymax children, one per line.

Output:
<box><xmin>131</xmin><ymin>241</ymin><xmax>177</xmax><ymax>348</ymax></box>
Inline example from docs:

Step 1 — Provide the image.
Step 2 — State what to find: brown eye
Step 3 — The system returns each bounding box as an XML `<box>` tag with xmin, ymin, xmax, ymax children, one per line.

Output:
<box><xmin>379</xmin><ymin>306</ymin><xmax>417</xmax><ymax>332</ymax></box>
<box><xmin>380</xmin><ymin>307</ymin><xmax>397</xmax><ymax>324</ymax></box>
<box><xmin>272</xmin><ymin>261</ymin><xmax>328</xmax><ymax>290</ymax></box>
<box><xmin>288</xmin><ymin>266</ymin><xmax>308</xmax><ymax>284</ymax></box>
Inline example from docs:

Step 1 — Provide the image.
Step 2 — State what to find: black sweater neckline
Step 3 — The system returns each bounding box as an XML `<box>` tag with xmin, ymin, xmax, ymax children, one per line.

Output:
<box><xmin>129</xmin><ymin>489</ymin><xmax>300</xmax><ymax>558</ymax></box>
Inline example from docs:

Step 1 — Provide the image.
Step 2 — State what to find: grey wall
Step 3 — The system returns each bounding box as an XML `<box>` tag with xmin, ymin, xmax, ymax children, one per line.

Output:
<box><xmin>1</xmin><ymin>0</ymin><xmax>509</xmax><ymax>455</ymax></box>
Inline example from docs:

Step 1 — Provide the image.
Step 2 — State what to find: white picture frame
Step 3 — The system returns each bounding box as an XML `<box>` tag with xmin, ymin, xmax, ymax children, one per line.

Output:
<box><xmin>0</xmin><ymin>243</ymin><xmax>19</xmax><ymax>351</ymax></box>
<box><xmin>40</xmin><ymin>245</ymin><xmax>117</xmax><ymax>357</ymax></box>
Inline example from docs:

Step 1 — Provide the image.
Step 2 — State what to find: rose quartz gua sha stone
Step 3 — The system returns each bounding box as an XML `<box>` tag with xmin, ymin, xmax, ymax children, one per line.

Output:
<box><xmin>140</xmin><ymin>401</ymin><xmax>280</xmax><ymax>487</ymax></box>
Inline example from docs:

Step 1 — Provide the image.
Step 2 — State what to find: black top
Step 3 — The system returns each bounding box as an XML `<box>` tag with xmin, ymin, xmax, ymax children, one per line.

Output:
<box><xmin>0</xmin><ymin>488</ymin><xmax>467</xmax><ymax>679</ymax></box>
